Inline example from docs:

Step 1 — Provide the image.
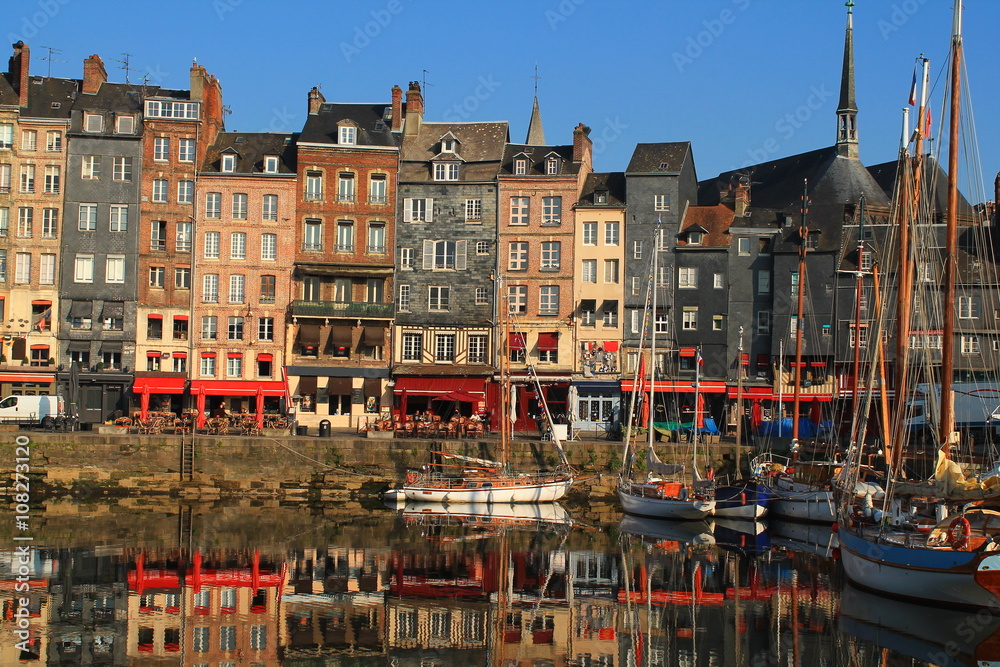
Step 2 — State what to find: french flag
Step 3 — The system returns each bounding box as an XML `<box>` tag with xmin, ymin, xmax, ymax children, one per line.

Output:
<box><xmin>696</xmin><ymin>349</ymin><xmax>704</xmax><ymax>366</ymax></box>
<box><xmin>908</xmin><ymin>67</ymin><xmax>918</xmax><ymax>106</ymax></box>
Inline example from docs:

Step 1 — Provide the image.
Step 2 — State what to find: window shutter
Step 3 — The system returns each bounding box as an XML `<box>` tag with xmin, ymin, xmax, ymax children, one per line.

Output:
<box><xmin>425</xmin><ymin>198</ymin><xmax>434</xmax><ymax>222</ymax></box>
<box><xmin>455</xmin><ymin>240</ymin><xmax>467</xmax><ymax>270</ymax></box>
<box><xmin>422</xmin><ymin>240</ymin><xmax>434</xmax><ymax>270</ymax></box>
<box><xmin>402</xmin><ymin>198</ymin><xmax>412</xmax><ymax>223</ymax></box>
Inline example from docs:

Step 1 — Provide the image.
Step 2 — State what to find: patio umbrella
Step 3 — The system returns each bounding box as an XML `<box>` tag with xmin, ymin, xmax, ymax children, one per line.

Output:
<box><xmin>68</xmin><ymin>359</ymin><xmax>79</xmax><ymax>422</ymax></box>
<box><xmin>809</xmin><ymin>399</ymin><xmax>823</xmax><ymax>426</ymax></box>
<box><xmin>696</xmin><ymin>393</ymin><xmax>706</xmax><ymax>430</ymax></box>
<box><xmin>255</xmin><ymin>385</ymin><xmax>265</xmax><ymax>428</ymax></box>
<box><xmin>750</xmin><ymin>400</ymin><xmax>763</xmax><ymax>433</ymax></box>
<box><xmin>399</xmin><ymin>386</ymin><xmax>408</xmax><ymax>419</ymax></box>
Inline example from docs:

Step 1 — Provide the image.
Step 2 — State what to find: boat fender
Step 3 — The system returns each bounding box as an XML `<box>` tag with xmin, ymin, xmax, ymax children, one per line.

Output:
<box><xmin>949</xmin><ymin>516</ymin><xmax>972</xmax><ymax>551</ymax></box>
<box><xmin>831</xmin><ymin>522</ymin><xmax>839</xmax><ymax>533</ymax></box>
<box><xmin>405</xmin><ymin>472</ymin><xmax>418</xmax><ymax>484</ymax></box>
<box><xmin>740</xmin><ymin>492</ymin><xmax>747</xmax><ymax>506</ymax></box>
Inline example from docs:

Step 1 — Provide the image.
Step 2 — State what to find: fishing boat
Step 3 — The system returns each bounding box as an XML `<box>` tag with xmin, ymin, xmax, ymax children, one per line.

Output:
<box><xmin>618</xmin><ymin>224</ymin><xmax>716</xmax><ymax>520</ymax></box>
<box><xmin>837</xmin><ymin>2</ymin><xmax>1000</xmax><ymax>608</ymax></box>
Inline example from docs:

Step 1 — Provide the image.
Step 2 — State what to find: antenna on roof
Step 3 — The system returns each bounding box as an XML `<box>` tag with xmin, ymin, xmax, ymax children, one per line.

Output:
<box><xmin>38</xmin><ymin>46</ymin><xmax>64</xmax><ymax>78</ymax></box>
<box><xmin>531</xmin><ymin>63</ymin><xmax>541</xmax><ymax>96</ymax></box>
<box><xmin>110</xmin><ymin>52</ymin><xmax>134</xmax><ymax>84</ymax></box>
<box><xmin>421</xmin><ymin>69</ymin><xmax>434</xmax><ymax>104</ymax></box>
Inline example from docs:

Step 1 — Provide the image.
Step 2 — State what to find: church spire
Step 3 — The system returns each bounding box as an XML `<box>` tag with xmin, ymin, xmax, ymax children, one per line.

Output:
<box><xmin>837</xmin><ymin>0</ymin><xmax>859</xmax><ymax>158</ymax></box>
<box><xmin>525</xmin><ymin>65</ymin><xmax>545</xmax><ymax>145</ymax></box>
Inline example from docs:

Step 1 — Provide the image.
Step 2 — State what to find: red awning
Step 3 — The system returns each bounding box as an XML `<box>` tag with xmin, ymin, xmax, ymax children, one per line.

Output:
<box><xmin>173</xmin><ymin>352</ymin><xmax>187</xmax><ymax>358</ymax></box>
<box><xmin>133</xmin><ymin>376</ymin><xmax>187</xmax><ymax>394</ymax></box>
<box><xmin>603</xmin><ymin>341</ymin><xmax>619</xmax><ymax>352</ymax></box>
<box><xmin>509</xmin><ymin>333</ymin><xmax>526</xmax><ymax>350</ymax></box>
<box><xmin>0</xmin><ymin>372</ymin><xmax>54</xmax><ymax>383</ymax></box>
<box><xmin>621</xmin><ymin>380</ymin><xmax>727</xmax><ymax>393</ymax></box>
<box><xmin>257</xmin><ymin>353</ymin><xmax>273</xmax><ymax>362</ymax></box>
<box><xmin>29</xmin><ymin>344</ymin><xmax>49</xmax><ymax>350</ymax></box>
<box><xmin>227</xmin><ymin>352</ymin><xmax>242</xmax><ymax>359</ymax></box>
<box><xmin>147</xmin><ymin>314</ymin><xmax>163</xmax><ymax>320</ymax></box>
<box><xmin>147</xmin><ymin>351</ymin><xmax>161</xmax><ymax>358</ymax></box>
<box><xmin>810</xmin><ymin>361</ymin><xmax>827</xmax><ymax>367</ymax></box>
<box><xmin>679</xmin><ymin>348</ymin><xmax>696</xmax><ymax>357</ymax></box>
<box><xmin>31</xmin><ymin>300</ymin><xmax>51</xmax><ymax>306</ymax></box>
<box><xmin>174</xmin><ymin>315</ymin><xmax>189</xmax><ymax>321</ymax></box>
<box><xmin>201</xmin><ymin>352</ymin><xmax>216</xmax><ymax>358</ymax></box>
<box><xmin>536</xmin><ymin>333</ymin><xmax>558</xmax><ymax>351</ymax></box>
<box><xmin>189</xmin><ymin>380</ymin><xmax>287</xmax><ymax>396</ymax></box>
<box><xmin>393</xmin><ymin>377</ymin><xmax>487</xmax><ymax>396</ymax></box>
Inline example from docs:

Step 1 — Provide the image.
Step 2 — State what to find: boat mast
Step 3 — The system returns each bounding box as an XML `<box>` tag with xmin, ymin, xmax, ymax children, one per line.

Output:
<box><xmin>940</xmin><ymin>1</ymin><xmax>962</xmax><ymax>447</ymax></box>
<box><xmin>735</xmin><ymin>326</ymin><xmax>744</xmax><ymax>471</ymax></box>
<box><xmin>851</xmin><ymin>196</ymin><xmax>866</xmax><ymax>427</ymax></box>
<box><xmin>693</xmin><ymin>345</ymin><xmax>701</xmax><ymax>479</ymax></box>
<box><xmin>791</xmin><ymin>179</ymin><xmax>809</xmax><ymax>443</ymax></box>
<box><xmin>500</xmin><ymin>277</ymin><xmax>512</xmax><ymax>466</ymax></box>
<box><xmin>648</xmin><ymin>227</ymin><xmax>658</xmax><ymax>460</ymax></box>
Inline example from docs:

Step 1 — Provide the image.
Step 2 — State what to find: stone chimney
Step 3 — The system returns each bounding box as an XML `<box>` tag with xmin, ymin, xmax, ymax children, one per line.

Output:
<box><xmin>390</xmin><ymin>84</ymin><xmax>403</xmax><ymax>132</ymax></box>
<box><xmin>404</xmin><ymin>81</ymin><xmax>423</xmax><ymax>136</ymax></box>
<box><xmin>307</xmin><ymin>86</ymin><xmax>325</xmax><ymax>115</ymax></box>
<box><xmin>572</xmin><ymin>123</ymin><xmax>593</xmax><ymax>171</ymax></box>
<box><xmin>734</xmin><ymin>176</ymin><xmax>750</xmax><ymax>217</ymax></box>
<box><xmin>8</xmin><ymin>41</ymin><xmax>29</xmax><ymax>108</ymax></box>
<box><xmin>82</xmin><ymin>54</ymin><xmax>107</xmax><ymax>94</ymax></box>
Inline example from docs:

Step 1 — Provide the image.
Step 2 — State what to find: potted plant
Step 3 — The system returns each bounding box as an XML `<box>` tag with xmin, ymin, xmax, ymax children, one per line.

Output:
<box><xmin>95</xmin><ymin>362</ymin><xmax>107</xmax><ymax>372</ymax></box>
<box><xmin>20</xmin><ymin>358</ymin><xmax>27</xmax><ymax>365</ymax></box>
<box><xmin>48</xmin><ymin>357</ymin><xmax>55</xmax><ymax>366</ymax></box>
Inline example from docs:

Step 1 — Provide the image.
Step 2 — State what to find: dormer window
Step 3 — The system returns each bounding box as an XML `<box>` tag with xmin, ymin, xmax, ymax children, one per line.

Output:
<box><xmin>442</xmin><ymin>139</ymin><xmax>455</xmax><ymax>152</ymax></box>
<box><xmin>514</xmin><ymin>158</ymin><xmax>527</xmax><ymax>175</ymax></box>
<box><xmin>221</xmin><ymin>154</ymin><xmax>236</xmax><ymax>172</ymax></box>
<box><xmin>594</xmin><ymin>188</ymin><xmax>608</xmax><ymax>205</ymax></box>
<box><xmin>264</xmin><ymin>156</ymin><xmax>279</xmax><ymax>174</ymax></box>
<box><xmin>433</xmin><ymin>163</ymin><xmax>459</xmax><ymax>181</ymax></box>
<box><xmin>688</xmin><ymin>232</ymin><xmax>703</xmax><ymax>245</ymax></box>
<box><xmin>116</xmin><ymin>115</ymin><xmax>135</xmax><ymax>134</ymax></box>
<box><xmin>339</xmin><ymin>125</ymin><xmax>356</xmax><ymax>145</ymax></box>
<box><xmin>546</xmin><ymin>157</ymin><xmax>559</xmax><ymax>175</ymax></box>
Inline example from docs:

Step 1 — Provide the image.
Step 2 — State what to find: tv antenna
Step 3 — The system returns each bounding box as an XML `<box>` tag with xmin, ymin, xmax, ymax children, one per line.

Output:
<box><xmin>38</xmin><ymin>46</ymin><xmax>64</xmax><ymax>78</ymax></box>
<box><xmin>110</xmin><ymin>52</ymin><xmax>135</xmax><ymax>84</ymax></box>
<box><xmin>421</xmin><ymin>69</ymin><xmax>434</xmax><ymax>103</ymax></box>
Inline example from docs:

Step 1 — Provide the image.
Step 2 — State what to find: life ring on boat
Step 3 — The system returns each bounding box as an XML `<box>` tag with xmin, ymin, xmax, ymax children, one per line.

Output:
<box><xmin>405</xmin><ymin>472</ymin><xmax>418</xmax><ymax>484</ymax></box>
<box><xmin>949</xmin><ymin>516</ymin><xmax>972</xmax><ymax>551</ymax></box>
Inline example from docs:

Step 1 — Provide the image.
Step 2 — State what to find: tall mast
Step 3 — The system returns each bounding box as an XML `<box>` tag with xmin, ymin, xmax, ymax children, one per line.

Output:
<box><xmin>940</xmin><ymin>1</ymin><xmax>962</xmax><ymax>446</ymax></box>
<box><xmin>735</xmin><ymin>326</ymin><xmax>744</xmax><ymax>472</ymax></box>
<box><xmin>648</xmin><ymin>228</ymin><xmax>658</xmax><ymax>453</ymax></box>
<box><xmin>791</xmin><ymin>180</ymin><xmax>809</xmax><ymax>443</ymax></box>
<box><xmin>851</xmin><ymin>196</ymin><xmax>866</xmax><ymax>420</ymax></box>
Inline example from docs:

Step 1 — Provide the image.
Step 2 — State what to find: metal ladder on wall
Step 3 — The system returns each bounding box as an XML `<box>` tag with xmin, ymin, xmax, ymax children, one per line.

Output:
<box><xmin>180</xmin><ymin>433</ymin><xmax>195</xmax><ymax>482</ymax></box>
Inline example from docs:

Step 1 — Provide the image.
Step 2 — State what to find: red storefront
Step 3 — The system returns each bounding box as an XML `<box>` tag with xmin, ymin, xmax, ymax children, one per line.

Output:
<box><xmin>392</xmin><ymin>376</ymin><xmax>488</xmax><ymax>418</ymax></box>
<box><xmin>132</xmin><ymin>372</ymin><xmax>188</xmax><ymax>419</ymax></box>
<box><xmin>189</xmin><ymin>379</ymin><xmax>289</xmax><ymax>428</ymax></box>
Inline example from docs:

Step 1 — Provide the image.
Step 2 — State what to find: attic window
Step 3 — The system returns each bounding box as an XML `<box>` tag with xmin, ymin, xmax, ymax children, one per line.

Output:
<box><xmin>235</xmin><ymin>136</ymin><xmax>244</xmax><ymax>143</ymax></box>
<box><xmin>264</xmin><ymin>156</ymin><xmax>279</xmax><ymax>174</ymax></box>
<box><xmin>433</xmin><ymin>163</ymin><xmax>459</xmax><ymax>181</ymax></box>
<box><xmin>804</xmin><ymin>231</ymin><xmax>820</xmax><ymax>249</ymax></box>
<box><xmin>50</xmin><ymin>102</ymin><xmax>60</xmax><ymax>109</ymax></box>
<box><xmin>221</xmin><ymin>154</ymin><xmax>236</xmax><ymax>173</ymax></box>
<box><xmin>658</xmin><ymin>162</ymin><xmax>669</xmax><ymax>170</ymax></box>
<box><xmin>339</xmin><ymin>126</ymin><xmax>356</xmax><ymax>145</ymax></box>
<box><xmin>514</xmin><ymin>158</ymin><xmax>527</xmax><ymax>175</ymax></box>
<box><xmin>546</xmin><ymin>157</ymin><xmax>559</xmax><ymax>175</ymax></box>
<box><xmin>115</xmin><ymin>115</ymin><xmax>134</xmax><ymax>134</ymax></box>
<box><xmin>442</xmin><ymin>139</ymin><xmax>455</xmax><ymax>152</ymax></box>
<box><xmin>374</xmin><ymin>120</ymin><xmax>385</xmax><ymax>131</ymax></box>
<box><xmin>595</xmin><ymin>191</ymin><xmax>607</xmax><ymax>204</ymax></box>
<box><xmin>688</xmin><ymin>232</ymin><xmax>703</xmax><ymax>245</ymax></box>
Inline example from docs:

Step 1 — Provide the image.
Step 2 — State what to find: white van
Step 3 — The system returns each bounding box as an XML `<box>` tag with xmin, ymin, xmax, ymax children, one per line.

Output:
<box><xmin>0</xmin><ymin>394</ymin><xmax>65</xmax><ymax>426</ymax></box>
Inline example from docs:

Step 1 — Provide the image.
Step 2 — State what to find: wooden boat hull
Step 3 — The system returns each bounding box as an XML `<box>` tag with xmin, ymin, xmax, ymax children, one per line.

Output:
<box><xmin>713</xmin><ymin>480</ymin><xmax>770</xmax><ymax>519</ymax></box>
<box><xmin>839</xmin><ymin>526</ymin><xmax>1000</xmax><ymax>609</ymax></box>
<box><xmin>770</xmin><ymin>489</ymin><xmax>836</xmax><ymax>522</ymax></box>
<box><xmin>396</xmin><ymin>474</ymin><xmax>573</xmax><ymax>504</ymax></box>
<box><xmin>618</xmin><ymin>484</ymin><xmax>715</xmax><ymax>520</ymax></box>
<box><xmin>618</xmin><ymin>514</ymin><xmax>716</xmax><ymax>546</ymax></box>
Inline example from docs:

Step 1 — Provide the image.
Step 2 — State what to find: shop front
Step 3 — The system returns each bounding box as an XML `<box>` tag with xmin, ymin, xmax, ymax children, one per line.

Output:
<box><xmin>131</xmin><ymin>373</ymin><xmax>188</xmax><ymax>419</ymax></box>
<box><xmin>570</xmin><ymin>381</ymin><xmax>621</xmax><ymax>437</ymax></box>
<box><xmin>285</xmin><ymin>366</ymin><xmax>390</xmax><ymax>429</ymax></box>
<box><xmin>0</xmin><ymin>370</ymin><xmax>57</xmax><ymax>397</ymax></box>
<box><xmin>189</xmin><ymin>379</ymin><xmax>289</xmax><ymax>428</ymax></box>
<box><xmin>392</xmin><ymin>376</ymin><xmax>488</xmax><ymax>421</ymax></box>
<box><xmin>489</xmin><ymin>374</ymin><xmax>571</xmax><ymax>433</ymax></box>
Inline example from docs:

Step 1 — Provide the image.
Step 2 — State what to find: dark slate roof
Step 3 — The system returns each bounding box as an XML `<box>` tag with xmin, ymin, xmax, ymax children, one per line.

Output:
<box><xmin>400</xmin><ymin>121</ymin><xmax>509</xmax><ymax>182</ymax></box>
<box><xmin>202</xmin><ymin>132</ymin><xmax>298</xmax><ymax>174</ymax></box>
<box><xmin>577</xmin><ymin>172</ymin><xmax>626</xmax><ymax>207</ymax></box>
<box><xmin>867</xmin><ymin>156</ymin><xmax>976</xmax><ymax>220</ymax></box>
<box><xmin>626</xmin><ymin>142</ymin><xmax>691</xmax><ymax>174</ymax></box>
<box><xmin>0</xmin><ymin>73</ymin><xmax>17</xmax><ymax>107</ymax></box>
<box><xmin>499</xmin><ymin>143</ymin><xmax>579</xmax><ymax>176</ymax></box>
<box><xmin>678</xmin><ymin>205</ymin><xmax>734</xmax><ymax>248</ymax></box>
<box><xmin>73</xmin><ymin>82</ymin><xmax>145</xmax><ymax>113</ymax></box>
<box><xmin>299</xmin><ymin>102</ymin><xmax>399</xmax><ymax>147</ymax></box>
<box><xmin>22</xmin><ymin>76</ymin><xmax>77</xmax><ymax>118</ymax></box>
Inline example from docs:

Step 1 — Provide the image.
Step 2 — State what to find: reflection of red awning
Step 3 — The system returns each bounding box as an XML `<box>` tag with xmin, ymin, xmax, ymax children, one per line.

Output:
<box><xmin>133</xmin><ymin>376</ymin><xmax>187</xmax><ymax>394</ymax></box>
<box><xmin>509</xmin><ymin>333</ymin><xmax>525</xmax><ymax>350</ymax></box>
<box><xmin>603</xmin><ymin>341</ymin><xmax>619</xmax><ymax>352</ymax></box>
<box><xmin>189</xmin><ymin>380</ymin><xmax>287</xmax><ymax>396</ymax></box>
<box><xmin>393</xmin><ymin>377</ymin><xmax>487</xmax><ymax>396</ymax></box>
<box><xmin>679</xmin><ymin>348</ymin><xmax>696</xmax><ymax>357</ymax></box>
<box><xmin>537</xmin><ymin>333</ymin><xmax>558</xmax><ymax>351</ymax></box>
<box><xmin>621</xmin><ymin>380</ymin><xmax>726</xmax><ymax>393</ymax></box>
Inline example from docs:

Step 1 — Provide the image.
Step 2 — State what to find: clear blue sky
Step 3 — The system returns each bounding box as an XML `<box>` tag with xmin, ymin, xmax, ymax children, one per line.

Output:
<box><xmin>7</xmin><ymin>0</ymin><xmax>998</xmax><ymax>201</ymax></box>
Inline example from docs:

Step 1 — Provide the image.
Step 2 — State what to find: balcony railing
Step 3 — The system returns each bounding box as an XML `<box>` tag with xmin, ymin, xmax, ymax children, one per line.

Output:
<box><xmin>291</xmin><ymin>300</ymin><xmax>393</xmax><ymax>318</ymax></box>
<box><xmin>369</xmin><ymin>195</ymin><xmax>387</xmax><ymax>204</ymax></box>
<box><xmin>337</xmin><ymin>193</ymin><xmax>355</xmax><ymax>203</ymax></box>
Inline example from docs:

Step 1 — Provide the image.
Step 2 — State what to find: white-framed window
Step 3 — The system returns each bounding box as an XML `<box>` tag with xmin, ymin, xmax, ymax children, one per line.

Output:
<box><xmin>45</xmin><ymin>131</ymin><xmax>61</xmax><ymax>152</ymax></box>
<box><xmin>581</xmin><ymin>304</ymin><xmax>596</xmax><ymax>326</ymax></box>
<box><xmin>176</xmin><ymin>221</ymin><xmax>192</xmax><ymax>252</ymax></box>
<box><xmin>339</xmin><ymin>125</ymin><xmax>356</xmax><ymax>144</ymax></box>
<box><xmin>14</xmin><ymin>252</ymin><xmax>30</xmax><ymax>284</ymax></box>
<box><xmin>509</xmin><ymin>242</ymin><xmax>528</xmax><ymax>271</ymax></box>
<box><xmin>656</xmin><ymin>228</ymin><xmax>669</xmax><ymax>251</ymax></box>
<box><xmin>231</xmin><ymin>193</ymin><xmax>247</xmax><ymax>219</ymax></box>
<box><xmin>425</xmin><ymin>239</ymin><xmax>459</xmax><ymax>270</ymax></box>
<box><xmin>655</xmin><ymin>313</ymin><xmax>669</xmax><ymax>334</ymax></box>
<box><xmin>262</xmin><ymin>194</ymin><xmax>277</xmax><ymax>220</ymax></box>
<box><xmin>112</xmin><ymin>157</ymin><xmax>131</xmax><ymax>181</ymax></box>
<box><xmin>403</xmin><ymin>197</ymin><xmax>433</xmax><ymax>222</ymax></box>
<box><xmin>860</xmin><ymin>250</ymin><xmax>873</xmax><ymax>271</ymax></box>
<box><xmin>582</xmin><ymin>259</ymin><xmax>597</xmax><ymax>283</ymax></box>
<box><xmin>367</xmin><ymin>223</ymin><xmax>386</xmax><ymax>253</ymax></box>
<box><xmin>465</xmin><ymin>198</ymin><xmax>482</xmax><ymax>221</ymax></box>
<box><xmin>229</xmin><ymin>274</ymin><xmax>246</xmax><ymax>303</ymax></box>
<box><xmin>39</xmin><ymin>253</ymin><xmax>55</xmax><ymax>285</ymax></box>
<box><xmin>0</xmin><ymin>207</ymin><xmax>7</xmax><ymax>236</ymax></box>
<box><xmin>227</xmin><ymin>355</ymin><xmax>242</xmax><ymax>378</ymax></box>
<box><xmin>540</xmin><ymin>285</ymin><xmax>559</xmax><ymax>314</ymax></box>
<box><xmin>678</xmin><ymin>266</ymin><xmax>698</xmax><ymax>288</ymax></box>
<box><xmin>303</xmin><ymin>219</ymin><xmax>322</xmax><ymax>251</ymax></box>
<box><xmin>435</xmin><ymin>334</ymin><xmax>455</xmax><ymax>361</ymax></box>
<box><xmin>849</xmin><ymin>324</ymin><xmax>869</xmax><ymax>348</ymax></box>
<box><xmin>582</xmin><ymin>221</ymin><xmax>597</xmax><ymax>245</ymax></box>
<box><xmin>200</xmin><ymin>355</ymin><xmax>216</xmax><ymax>377</ymax></box>
<box><xmin>510</xmin><ymin>197</ymin><xmax>529</xmax><ymax>225</ymax></box>
<box><xmin>74</xmin><ymin>254</ymin><xmax>94</xmax><ymax>283</ymax></box>
<box><xmin>630</xmin><ymin>309</ymin><xmax>641</xmax><ymax>334</ymax></box>
<box><xmin>154</xmin><ymin>137</ymin><xmax>169</xmax><ymax>161</ymax></box>
<box><xmin>369</xmin><ymin>174</ymin><xmax>387</xmax><ymax>203</ymax></box>
<box><xmin>962</xmin><ymin>335</ymin><xmax>980</xmax><ymax>355</ymax></box>
<box><xmin>791</xmin><ymin>272</ymin><xmax>800</xmax><ymax>296</ymax></box>
<box><xmin>230</xmin><ymin>232</ymin><xmax>246</xmax><ymax>260</ymax></box>
<box><xmin>148</xmin><ymin>220</ymin><xmax>165</xmax><ymax>250</ymax></box>
<box><xmin>656</xmin><ymin>266</ymin><xmax>671</xmax><ymax>288</ymax></box>
<box><xmin>738</xmin><ymin>237</ymin><xmax>751</xmax><ymax>255</ymax></box>
<box><xmin>605</xmin><ymin>221</ymin><xmax>620</xmax><ymax>245</ymax></box>
<box><xmin>81</xmin><ymin>155</ymin><xmax>100</xmax><ymax>180</ymax></box>
<box><xmin>19</xmin><ymin>164</ymin><xmax>34</xmax><ymax>192</ymax></box>
<box><xmin>402</xmin><ymin>332</ymin><xmax>422</xmax><ymax>361</ymax></box>
<box><xmin>175</xmin><ymin>267</ymin><xmax>190</xmax><ymax>289</ymax></box>
<box><xmin>756</xmin><ymin>311</ymin><xmax>771</xmax><ymax>334</ymax></box>
<box><xmin>541</xmin><ymin>242</ymin><xmax>560</xmax><ymax>270</ymax></box>
<box><xmin>201</xmin><ymin>315</ymin><xmax>217</xmax><ymax>340</ymax></box>
<box><xmin>397</xmin><ymin>284</ymin><xmax>411</xmax><ymax>311</ymax></box>
<box><xmin>546</xmin><ymin>156</ymin><xmax>559</xmax><ymax>174</ymax></box>
<box><xmin>0</xmin><ymin>124</ymin><xmax>11</xmax><ymax>148</ymax></box>
<box><xmin>21</xmin><ymin>130</ymin><xmax>36</xmax><ymax>151</ymax></box>
<box><xmin>336</xmin><ymin>220</ymin><xmax>354</xmax><ymax>252</ymax></box>
<box><xmin>145</xmin><ymin>100</ymin><xmax>199</xmax><ymax>119</ymax></box>
<box><xmin>682</xmin><ymin>308</ymin><xmax>698</xmax><ymax>330</ymax></box>
<box><xmin>205</xmin><ymin>192</ymin><xmax>221</xmax><ymax>218</ymax></box>
<box><xmin>105</xmin><ymin>254</ymin><xmax>125</xmax><ymax>283</ymax></box>
<box><xmin>17</xmin><ymin>208</ymin><xmax>32</xmax><ymax>237</ymax></box>
<box><xmin>514</xmin><ymin>158</ymin><xmax>527</xmax><ymax>175</ymax></box>
<box><xmin>41</xmin><ymin>209</ymin><xmax>57</xmax><ymax>238</ymax></box>
<box><xmin>542</xmin><ymin>196</ymin><xmax>561</xmax><ymax>224</ymax></box>
<box><xmin>507</xmin><ymin>285</ymin><xmax>527</xmax><ymax>314</ymax></box>
<box><xmin>654</xmin><ymin>194</ymin><xmax>670</xmax><ymax>211</ymax></box>
<box><xmin>177</xmin><ymin>180</ymin><xmax>193</xmax><ymax>204</ymax></box>
<box><xmin>687</xmin><ymin>231</ymin><xmax>702</xmax><ymax>245</ymax></box>
<box><xmin>305</xmin><ymin>171</ymin><xmax>323</xmax><ymax>200</ymax></box>
<box><xmin>178</xmin><ymin>138</ymin><xmax>195</xmax><ymax>162</ymax></box>
<box><xmin>204</xmin><ymin>232</ymin><xmax>220</xmax><ymax>258</ymax></box>
<box><xmin>713</xmin><ymin>315</ymin><xmax>723</xmax><ymax>331</ymax></box>
<box><xmin>258</xmin><ymin>317</ymin><xmax>274</xmax><ymax>341</ymax></box>
<box><xmin>475</xmin><ymin>287</ymin><xmax>489</xmax><ymax>305</ymax></box>
<box><xmin>633</xmin><ymin>240</ymin><xmax>642</xmax><ymax>259</ymax></box>
<box><xmin>603</xmin><ymin>302</ymin><xmax>618</xmax><ymax>327</ymax></box>
<box><xmin>337</xmin><ymin>172</ymin><xmax>355</xmax><ymax>202</ymax></box>
<box><xmin>264</xmin><ymin>156</ymin><xmax>278</xmax><ymax>173</ymax></box>
<box><xmin>110</xmin><ymin>205</ymin><xmax>128</xmax><ymax>232</ymax></box>
<box><xmin>958</xmin><ymin>296</ymin><xmax>979</xmax><ymax>319</ymax></box>
<box><xmin>0</xmin><ymin>249</ymin><xmax>6</xmax><ymax>281</ymax></box>
<box><xmin>604</xmin><ymin>259</ymin><xmax>620</xmax><ymax>284</ymax></box>
<box><xmin>116</xmin><ymin>115</ymin><xmax>134</xmax><ymax>134</ymax></box>
<box><xmin>261</xmin><ymin>233</ymin><xmax>277</xmax><ymax>261</ymax></box>
<box><xmin>78</xmin><ymin>203</ymin><xmax>97</xmax><ymax>231</ymax></box>
<box><xmin>227</xmin><ymin>316</ymin><xmax>244</xmax><ymax>341</ymax></box>
<box><xmin>152</xmin><ymin>178</ymin><xmax>167</xmax><ymax>203</ymax></box>
<box><xmin>149</xmin><ymin>266</ymin><xmax>164</xmax><ymax>288</ymax></box>
<box><xmin>428</xmin><ymin>286</ymin><xmax>450</xmax><ymax>311</ymax></box>
<box><xmin>469</xmin><ymin>334</ymin><xmax>488</xmax><ymax>362</ymax></box>
<box><xmin>221</xmin><ymin>154</ymin><xmax>236</xmax><ymax>172</ymax></box>
<box><xmin>399</xmin><ymin>247</ymin><xmax>414</xmax><ymax>269</ymax></box>
<box><xmin>714</xmin><ymin>273</ymin><xmax>724</xmax><ymax>288</ymax></box>
<box><xmin>84</xmin><ymin>114</ymin><xmax>103</xmax><ymax>133</ymax></box>
<box><xmin>433</xmin><ymin>162</ymin><xmax>459</xmax><ymax>181</ymax></box>
<box><xmin>0</xmin><ymin>164</ymin><xmax>11</xmax><ymax>192</ymax></box>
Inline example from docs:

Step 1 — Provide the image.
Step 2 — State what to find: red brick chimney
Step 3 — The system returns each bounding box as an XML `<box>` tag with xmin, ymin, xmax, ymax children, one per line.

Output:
<box><xmin>404</xmin><ymin>81</ymin><xmax>423</xmax><ymax>136</ymax></box>
<box><xmin>8</xmin><ymin>41</ymin><xmax>29</xmax><ymax>108</ymax></box>
<box><xmin>572</xmin><ymin>123</ymin><xmax>593</xmax><ymax>171</ymax></box>
<box><xmin>307</xmin><ymin>86</ymin><xmax>325</xmax><ymax>115</ymax></box>
<box><xmin>191</xmin><ymin>61</ymin><xmax>225</xmax><ymax>156</ymax></box>
<box><xmin>390</xmin><ymin>85</ymin><xmax>403</xmax><ymax>132</ymax></box>
<box><xmin>82</xmin><ymin>54</ymin><xmax>107</xmax><ymax>94</ymax></box>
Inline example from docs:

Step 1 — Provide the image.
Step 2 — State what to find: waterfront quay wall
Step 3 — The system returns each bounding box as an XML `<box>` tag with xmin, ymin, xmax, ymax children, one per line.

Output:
<box><xmin>0</xmin><ymin>431</ymin><xmax>746</xmax><ymax>502</ymax></box>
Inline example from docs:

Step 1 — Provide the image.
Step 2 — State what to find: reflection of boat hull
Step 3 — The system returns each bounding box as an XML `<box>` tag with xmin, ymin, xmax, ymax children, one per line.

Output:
<box><xmin>769</xmin><ymin>519</ymin><xmax>837</xmax><ymax>557</ymax></box>
<box><xmin>714</xmin><ymin>518</ymin><xmax>770</xmax><ymax>555</ymax></box>
<box><xmin>770</xmin><ymin>489</ymin><xmax>836</xmax><ymax>522</ymax></box>
<box><xmin>401</xmin><ymin>501</ymin><xmax>572</xmax><ymax>528</ymax></box>
<box><xmin>396</xmin><ymin>473</ymin><xmax>574</xmax><ymax>504</ymax></box>
<box><xmin>839</xmin><ymin>526</ymin><xmax>1000</xmax><ymax>609</ymax></box>
<box><xmin>618</xmin><ymin>514</ymin><xmax>716</xmax><ymax>546</ymax></box>
<box><xmin>618</xmin><ymin>484</ymin><xmax>715</xmax><ymax>520</ymax></box>
<box><xmin>714</xmin><ymin>480</ymin><xmax>770</xmax><ymax>519</ymax></box>
<box><xmin>839</xmin><ymin>582</ymin><xmax>1000</xmax><ymax>666</ymax></box>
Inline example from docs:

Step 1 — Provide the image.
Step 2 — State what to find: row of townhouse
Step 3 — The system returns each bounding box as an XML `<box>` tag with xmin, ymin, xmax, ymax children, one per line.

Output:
<box><xmin>1</xmin><ymin>8</ymin><xmax>996</xmax><ymax>433</ymax></box>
